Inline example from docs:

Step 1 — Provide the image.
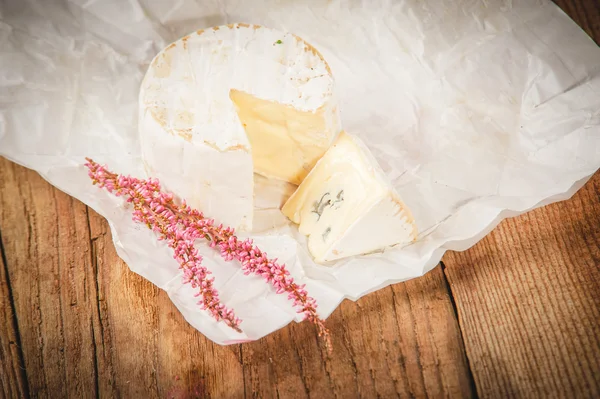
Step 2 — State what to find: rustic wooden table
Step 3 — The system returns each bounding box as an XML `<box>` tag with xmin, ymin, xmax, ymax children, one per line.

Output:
<box><xmin>1</xmin><ymin>1</ymin><xmax>599</xmax><ymax>398</ymax></box>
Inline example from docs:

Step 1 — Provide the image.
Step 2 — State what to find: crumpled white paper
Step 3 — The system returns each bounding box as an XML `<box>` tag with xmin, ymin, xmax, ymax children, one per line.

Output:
<box><xmin>1</xmin><ymin>0</ymin><xmax>599</xmax><ymax>344</ymax></box>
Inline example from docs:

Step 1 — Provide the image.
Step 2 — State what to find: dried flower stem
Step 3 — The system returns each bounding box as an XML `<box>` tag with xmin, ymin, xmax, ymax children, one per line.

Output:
<box><xmin>85</xmin><ymin>158</ymin><xmax>330</xmax><ymax>349</ymax></box>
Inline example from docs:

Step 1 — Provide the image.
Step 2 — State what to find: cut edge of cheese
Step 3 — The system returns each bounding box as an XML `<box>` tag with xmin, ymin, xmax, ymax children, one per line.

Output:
<box><xmin>282</xmin><ymin>131</ymin><xmax>417</xmax><ymax>263</ymax></box>
<box><xmin>319</xmin><ymin>193</ymin><xmax>417</xmax><ymax>262</ymax></box>
<box><xmin>230</xmin><ymin>89</ymin><xmax>341</xmax><ymax>185</ymax></box>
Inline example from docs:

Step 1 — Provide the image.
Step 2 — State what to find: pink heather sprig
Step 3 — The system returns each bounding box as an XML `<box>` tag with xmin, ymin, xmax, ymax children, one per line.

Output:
<box><xmin>85</xmin><ymin>158</ymin><xmax>330</xmax><ymax>349</ymax></box>
<box><xmin>85</xmin><ymin>159</ymin><xmax>241</xmax><ymax>331</ymax></box>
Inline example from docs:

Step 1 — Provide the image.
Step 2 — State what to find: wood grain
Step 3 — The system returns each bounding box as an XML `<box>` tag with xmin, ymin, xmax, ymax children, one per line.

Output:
<box><xmin>0</xmin><ymin>158</ymin><xmax>473</xmax><ymax>397</ymax></box>
<box><xmin>0</xmin><ymin>160</ymin><xmax>99</xmax><ymax>398</ymax></box>
<box><xmin>443</xmin><ymin>172</ymin><xmax>600</xmax><ymax>398</ymax></box>
<box><xmin>86</xmin><ymin>208</ymin><xmax>246</xmax><ymax>398</ymax></box>
<box><xmin>241</xmin><ymin>266</ymin><xmax>473</xmax><ymax>398</ymax></box>
<box><xmin>441</xmin><ymin>3</ymin><xmax>600</xmax><ymax>397</ymax></box>
<box><xmin>0</xmin><ymin>228</ymin><xmax>28</xmax><ymax>399</ymax></box>
<box><xmin>553</xmin><ymin>0</ymin><xmax>600</xmax><ymax>44</ymax></box>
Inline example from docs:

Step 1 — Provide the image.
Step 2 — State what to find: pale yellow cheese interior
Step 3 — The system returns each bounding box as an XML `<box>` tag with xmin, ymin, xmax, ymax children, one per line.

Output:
<box><xmin>230</xmin><ymin>89</ymin><xmax>338</xmax><ymax>185</ymax></box>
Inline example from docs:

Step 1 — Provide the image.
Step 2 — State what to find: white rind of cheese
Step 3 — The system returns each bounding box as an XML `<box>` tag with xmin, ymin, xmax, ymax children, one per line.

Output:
<box><xmin>139</xmin><ymin>23</ymin><xmax>341</xmax><ymax>231</ymax></box>
<box><xmin>282</xmin><ymin>132</ymin><xmax>417</xmax><ymax>262</ymax></box>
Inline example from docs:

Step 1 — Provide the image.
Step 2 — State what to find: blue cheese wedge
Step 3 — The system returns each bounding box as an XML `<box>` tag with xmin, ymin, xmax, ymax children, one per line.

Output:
<box><xmin>282</xmin><ymin>132</ymin><xmax>417</xmax><ymax>262</ymax></box>
<box><xmin>139</xmin><ymin>23</ymin><xmax>340</xmax><ymax>231</ymax></box>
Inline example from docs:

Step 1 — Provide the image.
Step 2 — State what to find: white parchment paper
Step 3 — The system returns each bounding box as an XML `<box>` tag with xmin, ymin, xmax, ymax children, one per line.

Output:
<box><xmin>1</xmin><ymin>0</ymin><xmax>599</xmax><ymax>344</ymax></box>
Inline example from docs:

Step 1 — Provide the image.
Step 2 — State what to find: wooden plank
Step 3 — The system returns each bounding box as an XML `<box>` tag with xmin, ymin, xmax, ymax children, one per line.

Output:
<box><xmin>86</xmin><ymin>198</ymin><xmax>471</xmax><ymax>397</ymax></box>
<box><xmin>0</xmin><ymin>230</ymin><xmax>28</xmax><ymax>398</ymax></box>
<box><xmin>241</xmin><ymin>266</ymin><xmax>474</xmax><ymax>398</ymax></box>
<box><xmin>86</xmin><ymin>208</ymin><xmax>246</xmax><ymax>398</ymax></box>
<box><xmin>0</xmin><ymin>157</ymin><xmax>472</xmax><ymax>397</ymax></box>
<box><xmin>443</xmin><ymin>172</ymin><xmax>600</xmax><ymax>398</ymax></box>
<box><xmin>86</xmin><ymin>208</ymin><xmax>160</xmax><ymax>398</ymax></box>
<box><xmin>443</xmin><ymin>2</ymin><xmax>600</xmax><ymax>397</ymax></box>
<box><xmin>0</xmin><ymin>158</ymin><xmax>99</xmax><ymax>397</ymax></box>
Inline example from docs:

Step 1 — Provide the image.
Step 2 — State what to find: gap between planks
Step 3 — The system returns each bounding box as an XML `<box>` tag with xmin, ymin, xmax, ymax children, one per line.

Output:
<box><xmin>0</xmin><ymin>226</ymin><xmax>30</xmax><ymax>398</ymax></box>
<box><xmin>441</xmin><ymin>260</ymin><xmax>479</xmax><ymax>398</ymax></box>
<box><xmin>85</xmin><ymin>207</ymin><xmax>101</xmax><ymax>399</ymax></box>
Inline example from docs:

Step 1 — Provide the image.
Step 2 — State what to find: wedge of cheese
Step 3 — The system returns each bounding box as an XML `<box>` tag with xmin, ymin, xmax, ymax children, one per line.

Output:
<box><xmin>139</xmin><ymin>23</ymin><xmax>340</xmax><ymax>231</ymax></box>
<box><xmin>282</xmin><ymin>132</ymin><xmax>417</xmax><ymax>262</ymax></box>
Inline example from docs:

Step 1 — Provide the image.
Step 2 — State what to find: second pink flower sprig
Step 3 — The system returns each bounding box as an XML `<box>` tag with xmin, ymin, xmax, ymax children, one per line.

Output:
<box><xmin>85</xmin><ymin>158</ymin><xmax>330</xmax><ymax>349</ymax></box>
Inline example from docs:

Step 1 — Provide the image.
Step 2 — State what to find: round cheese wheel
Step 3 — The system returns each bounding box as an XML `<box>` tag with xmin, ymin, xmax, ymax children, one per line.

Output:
<box><xmin>139</xmin><ymin>23</ymin><xmax>341</xmax><ymax>231</ymax></box>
